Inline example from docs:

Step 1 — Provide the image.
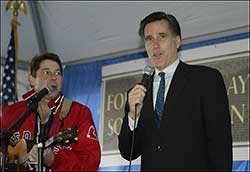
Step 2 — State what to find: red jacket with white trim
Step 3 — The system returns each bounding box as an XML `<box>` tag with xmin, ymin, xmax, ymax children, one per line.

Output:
<box><xmin>1</xmin><ymin>90</ymin><xmax>101</xmax><ymax>171</ymax></box>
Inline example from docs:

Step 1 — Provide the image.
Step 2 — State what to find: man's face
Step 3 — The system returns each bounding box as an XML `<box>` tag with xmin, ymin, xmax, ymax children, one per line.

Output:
<box><xmin>144</xmin><ymin>20</ymin><xmax>181</xmax><ymax>71</ymax></box>
<box><xmin>28</xmin><ymin>59</ymin><xmax>63</xmax><ymax>100</ymax></box>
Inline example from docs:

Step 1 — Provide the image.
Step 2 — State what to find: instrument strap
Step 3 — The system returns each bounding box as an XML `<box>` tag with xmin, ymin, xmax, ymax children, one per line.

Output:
<box><xmin>59</xmin><ymin>98</ymin><xmax>72</xmax><ymax>131</ymax></box>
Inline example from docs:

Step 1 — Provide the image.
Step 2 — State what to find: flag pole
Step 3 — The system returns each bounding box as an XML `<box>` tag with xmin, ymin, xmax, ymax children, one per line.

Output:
<box><xmin>5</xmin><ymin>0</ymin><xmax>27</xmax><ymax>101</ymax></box>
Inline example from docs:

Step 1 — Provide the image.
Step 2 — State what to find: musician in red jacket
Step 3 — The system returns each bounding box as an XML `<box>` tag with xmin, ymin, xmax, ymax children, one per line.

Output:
<box><xmin>1</xmin><ymin>53</ymin><xmax>101</xmax><ymax>171</ymax></box>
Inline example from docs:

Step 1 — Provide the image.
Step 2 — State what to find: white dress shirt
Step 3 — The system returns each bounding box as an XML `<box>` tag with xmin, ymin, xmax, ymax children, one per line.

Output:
<box><xmin>128</xmin><ymin>58</ymin><xmax>180</xmax><ymax>130</ymax></box>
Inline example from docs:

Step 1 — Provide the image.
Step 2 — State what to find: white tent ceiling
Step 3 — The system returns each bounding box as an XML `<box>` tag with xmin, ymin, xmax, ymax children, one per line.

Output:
<box><xmin>1</xmin><ymin>1</ymin><xmax>249</xmax><ymax>66</ymax></box>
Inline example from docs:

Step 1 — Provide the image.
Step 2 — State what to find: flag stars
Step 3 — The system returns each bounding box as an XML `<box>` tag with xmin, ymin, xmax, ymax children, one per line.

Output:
<box><xmin>4</xmin><ymin>95</ymin><xmax>9</xmax><ymax>100</ymax></box>
<box><xmin>2</xmin><ymin>29</ymin><xmax>17</xmax><ymax>104</ymax></box>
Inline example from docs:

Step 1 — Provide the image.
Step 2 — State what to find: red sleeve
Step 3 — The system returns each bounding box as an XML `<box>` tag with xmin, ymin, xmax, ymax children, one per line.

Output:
<box><xmin>50</xmin><ymin>103</ymin><xmax>101</xmax><ymax>171</ymax></box>
<box><xmin>0</xmin><ymin>102</ymin><xmax>27</xmax><ymax>130</ymax></box>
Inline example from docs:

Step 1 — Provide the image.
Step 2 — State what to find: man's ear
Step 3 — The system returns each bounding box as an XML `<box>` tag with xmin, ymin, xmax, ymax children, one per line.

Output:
<box><xmin>27</xmin><ymin>70</ymin><xmax>35</xmax><ymax>88</ymax></box>
<box><xmin>175</xmin><ymin>36</ymin><xmax>181</xmax><ymax>49</ymax></box>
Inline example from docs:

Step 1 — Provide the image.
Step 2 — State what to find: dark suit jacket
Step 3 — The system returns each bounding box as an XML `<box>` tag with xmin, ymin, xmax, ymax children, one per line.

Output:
<box><xmin>118</xmin><ymin>61</ymin><xmax>232</xmax><ymax>171</ymax></box>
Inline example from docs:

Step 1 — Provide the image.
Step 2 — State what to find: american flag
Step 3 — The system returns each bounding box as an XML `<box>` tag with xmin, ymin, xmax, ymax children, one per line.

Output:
<box><xmin>1</xmin><ymin>29</ymin><xmax>18</xmax><ymax>106</ymax></box>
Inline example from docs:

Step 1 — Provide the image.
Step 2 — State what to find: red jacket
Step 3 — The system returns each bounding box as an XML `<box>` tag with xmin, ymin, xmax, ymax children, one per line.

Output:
<box><xmin>1</xmin><ymin>90</ymin><xmax>101</xmax><ymax>171</ymax></box>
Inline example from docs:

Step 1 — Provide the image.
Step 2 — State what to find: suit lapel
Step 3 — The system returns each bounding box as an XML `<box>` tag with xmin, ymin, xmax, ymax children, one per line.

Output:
<box><xmin>141</xmin><ymin>72</ymin><xmax>156</xmax><ymax>128</ymax></box>
<box><xmin>147</xmin><ymin>73</ymin><xmax>154</xmax><ymax>113</ymax></box>
<box><xmin>163</xmin><ymin>61</ymin><xmax>190</xmax><ymax>118</ymax></box>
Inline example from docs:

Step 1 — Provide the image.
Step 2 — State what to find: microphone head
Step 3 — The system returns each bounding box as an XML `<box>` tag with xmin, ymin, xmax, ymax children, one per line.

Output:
<box><xmin>25</xmin><ymin>85</ymin><xmax>53</xmax><ymax>104</ymax></box>
<box><xmin>45</xmin><ymin>85</ymin><xmax>53</xmax><ymax>95</ymax></box>
<box><xmin>140</xmin><ymin>66</ymin><xmax>154</xmax><ymax>87</ymax></box>
<box><xmin>143</xmin><ymin>66</ymin><xmax>154</xmax><ymax>76</ymax></box>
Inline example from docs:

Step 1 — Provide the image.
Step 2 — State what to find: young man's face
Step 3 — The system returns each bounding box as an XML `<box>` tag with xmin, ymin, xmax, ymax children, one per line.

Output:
<box><xmin>28</xmin><ymin>59</ymin><xmax>63</xmax><ymax>100</ymax></box>
<box><xmin>144</xmin><ymin>19</ymin><xmax>181</xmax><ymax>71</ymax></box>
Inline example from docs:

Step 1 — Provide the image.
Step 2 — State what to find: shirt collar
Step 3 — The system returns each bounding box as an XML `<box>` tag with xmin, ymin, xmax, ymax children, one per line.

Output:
<box><xmin>154</xmin><ymin>58</ymin><xmax>180</xmax><ymax>78</ymax></box>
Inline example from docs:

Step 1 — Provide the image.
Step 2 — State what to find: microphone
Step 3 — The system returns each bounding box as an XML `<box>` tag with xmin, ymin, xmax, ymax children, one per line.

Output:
<box><xmin>25</xmin><ymin>85</ymin><xmax>53</xmax><ymax>104</ymax></box>
<box><xmin>140</xmin><ymin>66</ymin><xmax>154</xmax><ymax>87</ymax></box>
<box><xmin>136</xmin><ymin>66</ymin><xmax>154</xmax><ymax>105</ymax></box>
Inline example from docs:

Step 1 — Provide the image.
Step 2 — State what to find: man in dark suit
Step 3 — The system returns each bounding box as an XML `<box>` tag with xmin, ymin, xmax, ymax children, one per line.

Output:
<box><xmin>118</xmin><ymin>11</ymin><xmax>232</xmax><ymax>171</ymax></box>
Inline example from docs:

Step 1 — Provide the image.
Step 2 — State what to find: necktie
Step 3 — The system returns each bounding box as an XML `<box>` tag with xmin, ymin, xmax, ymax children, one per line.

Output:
<box><xmin>155</xmin><ymin>72</ymin><xmax>165</xmax><ymax>128</ymax></box>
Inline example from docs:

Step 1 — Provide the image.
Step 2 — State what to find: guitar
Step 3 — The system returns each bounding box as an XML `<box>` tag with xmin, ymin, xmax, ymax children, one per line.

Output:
<box><xmin>6</xmin><ymin>125</ymin><xmax>78</xmax><ymax>167</ymax></box>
